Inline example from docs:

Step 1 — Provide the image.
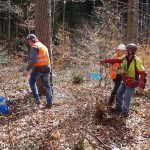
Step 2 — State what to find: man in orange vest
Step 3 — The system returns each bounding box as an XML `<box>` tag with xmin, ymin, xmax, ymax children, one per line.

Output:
<box><xmin>107</xmin><ymin>44</ymin><xmax>126</xmax><ymax>106</ymax></box>
<box><xmin>23</xmin><ymin>34</ymin><xmax>52</xmax><ymax>108</ymax></box>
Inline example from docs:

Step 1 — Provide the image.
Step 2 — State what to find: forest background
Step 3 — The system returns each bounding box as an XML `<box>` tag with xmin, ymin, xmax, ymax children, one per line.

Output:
<box><xmin>0</xmin><ymin>0</ymin><xmax>150</xmax><ymax>150</ymax></box>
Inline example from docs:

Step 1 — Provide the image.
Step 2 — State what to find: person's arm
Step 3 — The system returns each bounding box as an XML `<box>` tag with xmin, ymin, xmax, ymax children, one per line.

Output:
<box><xmin>137</xmin><ymin>70</ymin><xmax>145</xmax><ymax>90</ymax></box>
<box><xmin>136</xmin><ymin>62</ymin><xmax>145</xmax><ymax>90</ymax></box>
<box><xmin>136</xmin><ymin>58</ymin><xmax>145</xmax><ymax>91</ymax></box>
<box><xmin>23</xmin><ymin>46</ymin><xmax>38</xmax><ymax>77</ymax></box>
<box><xmin>101</xmin><ymin>58</ymin><xmax>123</xmax><ymax>64</ymax></box>
<box><xmin>26</xmin><ymin>46</ymin><xmax>38</xmax><ymax>71</ymax></box>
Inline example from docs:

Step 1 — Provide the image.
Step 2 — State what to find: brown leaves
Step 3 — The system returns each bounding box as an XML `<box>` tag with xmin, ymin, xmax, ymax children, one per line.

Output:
<box><xmin>50</xmin><ymin>130</ymin><xmax>61</xmax><ymax>140</ymax></box>
<box><xmin>0</xmin><ymin>50</ymin><xmax>150</xmax><ymax>149</ymax></box>
<box><xmin>94</xmin><ymin>96</ymin><xmax>107</xmax><ymax>121</ymax></box>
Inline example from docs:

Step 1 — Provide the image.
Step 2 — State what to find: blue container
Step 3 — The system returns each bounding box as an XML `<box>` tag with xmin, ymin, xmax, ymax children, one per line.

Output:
<box><xmin>86</xmin><ymin>73</ymin><xmax>101</xmax><ymax>81</ymax></box>
<box><xmin>0</xmin><ymin>97</ymin><xmax>9</xmax><ymax>115</ymax></box>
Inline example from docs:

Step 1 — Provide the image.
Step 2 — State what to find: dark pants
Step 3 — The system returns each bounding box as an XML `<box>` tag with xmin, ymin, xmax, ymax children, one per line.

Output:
<box><xmin>108</xmin><ymin>74</ymin><xmax>122</xmax><ymax>105</ymax></box>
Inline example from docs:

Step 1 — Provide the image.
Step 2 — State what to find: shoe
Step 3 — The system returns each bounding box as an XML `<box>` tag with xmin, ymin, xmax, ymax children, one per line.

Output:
<box><xmin>45</xmin><ymin>104</ymin><xmax>52</xmax><ymax>109</ymax></box>
<box><xmin>34</xmin><ymin>100</ymin><xmax>40</xmax><ymax>105</ymax></box>
<box><xmin>107</xmin><ymin>101</ymin><xmax>113</xmax><ymax>106</ymax></box>
<box><xmin>111</xmin><ymin>107</ymin><xmax>122</xmax><ymax>113</ymax></box>
<box><xmin>119</xmin><ymin>112</ymin><xmax>129</xmax><ymax>118</ymax></box>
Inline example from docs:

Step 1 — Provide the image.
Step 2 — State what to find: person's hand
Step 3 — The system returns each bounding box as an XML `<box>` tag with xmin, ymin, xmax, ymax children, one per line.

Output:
<box><xmin>23</xmin><ymin>70</ymin><xmax>29</xmax><ymax>77</ymax></box>
<box><xmin>138</xmin><ymin>88</ymin><xmax>143</xmax><ymax>95</ymax></box>
<box><xmin>100</xmin><ymin>60</ymin><xmax>108</xmax><ymax>67</ymax></box>
<box><xmin>100</xmin><ymin>59</ymin><xmax>105</xmax><ymax>64</ymax></box>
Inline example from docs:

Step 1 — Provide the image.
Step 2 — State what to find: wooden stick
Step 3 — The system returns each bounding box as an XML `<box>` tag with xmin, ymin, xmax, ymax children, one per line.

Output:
<box><xmin>81</xmin><ymin>128</ymin><xmax>112</xmax><ymax>150</ymax></box>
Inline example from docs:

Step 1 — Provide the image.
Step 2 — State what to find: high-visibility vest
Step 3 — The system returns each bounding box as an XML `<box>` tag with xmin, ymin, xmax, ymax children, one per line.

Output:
<box><xmin>121</xmin><ymin>56</ymin><xmax>145</xmax><ymax>88</ymax></box>
<box><xmin>110</xmin><ymin>54</ymin><xmax>120</xmax><ymax>79</ymax></box>
<box><xmin>33</xmin><ymin>42</ymin><xmax>50</xmax><ymax>66</ymax></box>
<box><xmin>122</xmin><ymin>56</ymin><xmax>144</xmax><ymax>78</ymax></box>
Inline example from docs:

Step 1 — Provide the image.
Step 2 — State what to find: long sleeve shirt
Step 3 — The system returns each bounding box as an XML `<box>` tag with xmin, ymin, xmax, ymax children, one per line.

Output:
<box><xmin>102</xmin><ymin>57</ymin><xmax>145</xmax><ymax>89</ymax></box>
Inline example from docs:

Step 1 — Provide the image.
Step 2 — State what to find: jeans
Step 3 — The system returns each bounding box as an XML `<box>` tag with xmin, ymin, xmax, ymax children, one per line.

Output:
<box><xmin>116</xmin><ymin>82</ymin><xmax>135</xmax><ymax>115</ymax></box>
<box><xmin>108</xmin><ymin>74</ymin><xmax>122</xmax><ymax>105</ymax></box>
<box><xmin>29</xmin><ymin>69</ymin><xmax>52</xmax><ymax>105</ymax></box>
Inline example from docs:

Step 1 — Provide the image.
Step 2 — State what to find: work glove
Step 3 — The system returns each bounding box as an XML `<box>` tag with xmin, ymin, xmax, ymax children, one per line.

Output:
<box><xmin>100</xmin><ymin>60</ymin><xmax>108</xmax><ymax>67</ymax></box>
<box><xmin>100</xmin><ymin>60</ymin><xmax>105</xmax><ymax>64</ymax></box>
<box><xmin>138</xmin><ymin>88</ymin><xmax>143</xmax><ymax>96</ymax></box>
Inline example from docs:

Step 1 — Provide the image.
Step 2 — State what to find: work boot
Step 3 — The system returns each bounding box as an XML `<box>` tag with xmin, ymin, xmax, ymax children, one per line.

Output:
<box><xmin>111</xmin><ymin>107</ymin><xmax>122</xmax><ymax>113</ymax></box>
<box><xmin>34</xmin><ymin>99</ymin><xmax>40</xmax><ymax>105</ymax></box>
<box><xmin>119</xmin><ymin>112</ymin><xmax>129</xmax><ymax>118</ymax></box>
<box><xmin>45</xmin><ymin>103</ymin><xmax>52</xmax><ymax>109</ymax></box>
<box><xmin>107</xmin><ymin>101</ymin><xmax>113</xmax><ymax>106</ymax></box>
<box><xmin>108</xmin><ymin>98</ymin><xmax>116</xmax><ymax>107</ymax></box>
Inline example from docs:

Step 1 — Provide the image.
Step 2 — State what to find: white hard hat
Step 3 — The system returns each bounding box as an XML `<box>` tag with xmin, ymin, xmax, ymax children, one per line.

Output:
<box><xmin>117</xmin><ymin>44</ymin><xmax>126</xmax><ymax>50</ymax></box>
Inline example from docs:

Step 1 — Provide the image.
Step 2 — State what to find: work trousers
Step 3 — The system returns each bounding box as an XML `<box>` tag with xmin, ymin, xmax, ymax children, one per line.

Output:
<box><xmin>116</xmin><ymin>82</ymin><xmax>135</xmax><ymax>115</ymax></box>
<box><xmin>29</xmin><ymin>69</ymin><xmax>52</xmax><ymax>105</ymax></box>
<box><xmin>108</xmin><ymin>74</ymin><xmax>122</xmax><ymax>105</ymax></box>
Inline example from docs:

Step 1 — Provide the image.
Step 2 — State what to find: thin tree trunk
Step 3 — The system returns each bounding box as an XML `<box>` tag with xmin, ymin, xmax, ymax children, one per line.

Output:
<box><xmin>35</xmin><ymin>0</ymin><xmax>52</xmax><ymax>95</ymax></box>
<box><xmin>8</xmin><ymin>0</ymin><xmax>11</xmax><ymax>40</ymax></box>
<box><xmin>127</xmin><ymin>0</ymin><xmax>139</xmax><ymax>44</ymax></box>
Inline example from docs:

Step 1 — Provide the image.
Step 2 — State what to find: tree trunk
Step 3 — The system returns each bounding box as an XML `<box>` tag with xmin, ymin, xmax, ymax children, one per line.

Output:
<box><xmin>35</xmin><ymin>0</ymin><xmax>52</xmax><ymax>95</ymax></box>
<box><xmin>127</xmin><ymin>0</ymin><xmax>139</xmax><ymax>44</ymax></box>
<box><xmin>8</xmin><ymin>0</ymin><xmax>11</xmax><ymax>40</ymax></box>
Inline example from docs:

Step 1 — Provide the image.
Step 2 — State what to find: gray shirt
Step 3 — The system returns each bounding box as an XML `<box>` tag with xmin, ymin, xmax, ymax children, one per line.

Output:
<box><xmin>26</xmin><ymin>45</ymin><xmax>50</xmax><ymax>72</ymax></box>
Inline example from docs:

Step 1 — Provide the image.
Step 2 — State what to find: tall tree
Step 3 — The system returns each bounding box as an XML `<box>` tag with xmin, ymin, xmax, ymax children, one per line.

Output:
<box><xmin>127</xmin><ymin>0</ymin><xmax>139</xmax><ymax>43</ymax></box>
<box><xmin>35</xmin><ymin>0</ymin><xmax>52</xmax><ymax>95</ymax></box>
<box><xmin>35</xmin><ymin>0</ymin><xmax>51</xmax><ymax>47</ymax></box>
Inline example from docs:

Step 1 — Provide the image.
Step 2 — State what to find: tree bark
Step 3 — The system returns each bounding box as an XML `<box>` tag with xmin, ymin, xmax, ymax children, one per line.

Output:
<box><xmin>35</xmin><ymin>0</ymin><xmax>52</xmax><ymax>95</ymax></box>
<box><xmin>127</xmin><ymin>0</ymin><xmax>139</xmax><ymax>44</ymax></box>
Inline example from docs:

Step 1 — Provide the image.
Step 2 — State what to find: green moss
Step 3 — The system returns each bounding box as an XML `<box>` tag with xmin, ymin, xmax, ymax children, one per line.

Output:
<box><xmin>73</xmin><ymin>74</ymin><xmax>84</xmax><ymax>84</ymax></box>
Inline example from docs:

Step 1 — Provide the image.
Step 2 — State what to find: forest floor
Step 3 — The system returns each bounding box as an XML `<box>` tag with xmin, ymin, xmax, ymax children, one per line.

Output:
<box><xmin>0</xmin><ymin>62</ymin><xmax>150</xmax><ymax>150</ymax></box>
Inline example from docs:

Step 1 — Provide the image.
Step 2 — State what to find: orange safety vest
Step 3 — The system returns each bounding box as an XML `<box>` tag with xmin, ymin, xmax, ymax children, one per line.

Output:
<box><xmin>33</xmin><ymin>42</ymin><xmax>50</xmax><ymax>66</ymax></box>
<box><xmin>110</xmin><ymin>54</ymin><xmax>119</xmax><ymax>79</ymax></box>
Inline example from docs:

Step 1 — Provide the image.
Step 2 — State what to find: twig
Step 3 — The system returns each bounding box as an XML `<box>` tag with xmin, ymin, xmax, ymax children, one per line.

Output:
<box><xmin>66</xmin><ymin>56</ymin><xmax>92</xmax><ymax>64</ymax></box>
<box><xmin>81</xmin><ymin>128</ymin><xmax>112</xmax><ymax>150</ymax></box>
<box><xmin>85</xmin><ymin>137</ymin><xmax>103</xmax><ymax>150</ymax></box>
<box><xmin>118</xmin><ymin>1</ymin><xmax>150</xmax><ymax>18</ymax></box>
<box><xmin>6</xmin><ymin>116</ymin><xmax>12</xmax><ymax>150</ymax></box>
<box><xmin>99</xmin><ymin>63</ymin><xmax>103</xmax><ymax>87</ymax></box>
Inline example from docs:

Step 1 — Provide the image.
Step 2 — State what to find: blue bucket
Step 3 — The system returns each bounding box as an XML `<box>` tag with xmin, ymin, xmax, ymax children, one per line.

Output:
<box><xmin>0</xmin><ymin>97</ymin><xmax>9</xmax><ymax>115</ymax></box>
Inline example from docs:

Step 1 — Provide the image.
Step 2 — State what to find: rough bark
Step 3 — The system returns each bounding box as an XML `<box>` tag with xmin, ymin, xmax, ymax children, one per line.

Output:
<box><xmin>127</xmin><ymin>0</ymin><xmax>139</xmax><ymax>44</ymax></box>
<box><xmin>35</xmin><ymin>0</ymin><xmax>52</xmax><ymax>95</ymax></box>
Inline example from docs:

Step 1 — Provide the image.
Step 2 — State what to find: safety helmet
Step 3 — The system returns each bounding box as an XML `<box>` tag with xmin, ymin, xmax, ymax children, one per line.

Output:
<box><xmin>26</xmin><ymin>34</ymin><xmax>38</xmax><ymax>41</ymax></box>
<box><xmin>117</xmin><ymin>44</ymin><xmax>126</xmax><ymax>50</ymax></box>
<box><xmin>126</xmin><ymin>43</ymin><xmax>137</xmax><ymax>53</ymax></box>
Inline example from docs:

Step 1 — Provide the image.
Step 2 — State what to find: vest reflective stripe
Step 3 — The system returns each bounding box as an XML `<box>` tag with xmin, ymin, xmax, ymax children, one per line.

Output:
<box><xmin>110</xmin><ymin>54</ymin><xmax>119</xmax><ymax>79</ymax></box>
<box><xmin>38</xmin><ymin>54</ymin><xmax>48</xmax><ymax>57</ymax></box>
<box><xmin>37</xmin><ymin>57</ymin><xmax>49</xmax><ymax>62</ymax></box>
<box><xmin>33</xmin><ymin>42</ymin><xmax>50</xmax><ymax>66</ymax></box>
<box><xmin>111</xmin><ymin>66</ymin><xmax>118</xmax><ymax>69</ymax></box>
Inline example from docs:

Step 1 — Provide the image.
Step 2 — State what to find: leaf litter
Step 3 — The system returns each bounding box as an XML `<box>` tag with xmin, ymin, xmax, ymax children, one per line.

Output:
<box><xmin>0</xmin><ymin>64</ymin><xmax>149</xmax><ymax>150</ymax></box>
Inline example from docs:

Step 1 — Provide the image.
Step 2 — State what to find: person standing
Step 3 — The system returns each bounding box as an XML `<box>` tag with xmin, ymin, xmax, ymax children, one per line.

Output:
<box><xmin>107</xmin><ymin>44</ymin><xmax>126</xmax><ymax>106</ymax></box>
<box><xmin>23</xmin><ymin>34</ymin><xmax>52</xmax><ymax>108</ymax></box>
<box><xmin>101</xmin><ymin>43</ymin><xmax>146</xmax><ymax>117</ymax></box>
